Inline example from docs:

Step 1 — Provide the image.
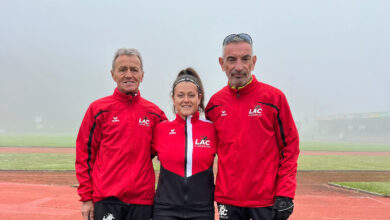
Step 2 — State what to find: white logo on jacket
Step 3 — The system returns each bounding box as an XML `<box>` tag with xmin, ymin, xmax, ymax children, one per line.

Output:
<box><xmin>169</xmin><ymin>129</ymin><xmax>176</xmax><ymax>135</ymax></box>
<box><xmin>112</xmin><ymin>117</ymin><xmax>120</xmax><ymax>122</ymax></box>
<box><xmin>138</xmin><ymin>117</ymin><xmax>150</xmax><ymax>127</ymax></box>
<box><xmin>221</xmin><ymin>110</ymin><xmax>227</xmax><ymax>117</ymax></box>
<box><xmin>248</xmin><ymin>105</ymin><xmax>262</xmax><ymax>117</ymax></box>
<box><xmin>103</xmin><ymin>213</ymin><xmax>116</xmax><ymax>220</ymax></box>
<box><xmin>194</xmin><ymin>136</ymin><xmax>211</xmax><ymax>148</ymax></box>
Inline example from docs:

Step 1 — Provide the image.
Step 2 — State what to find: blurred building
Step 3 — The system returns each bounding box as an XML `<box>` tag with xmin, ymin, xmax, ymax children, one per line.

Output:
<box><xmin>300</xmin><ymin>112</ymin><xmax>390</xmax><ymax>143</ymax></box>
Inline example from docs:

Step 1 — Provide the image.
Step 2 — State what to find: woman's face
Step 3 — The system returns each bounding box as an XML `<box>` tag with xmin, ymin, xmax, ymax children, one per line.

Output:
<box><xmin>173</xmin><ymin>82</ymin><xmax>201</xmax><ymax>119</ymax></box>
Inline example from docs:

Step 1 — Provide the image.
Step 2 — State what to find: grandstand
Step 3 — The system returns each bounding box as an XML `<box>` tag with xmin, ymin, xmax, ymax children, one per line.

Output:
<box><xmin>300</xmin><ymin>112</ymin><xmax>390</xmax><ymax>143</ymax></box>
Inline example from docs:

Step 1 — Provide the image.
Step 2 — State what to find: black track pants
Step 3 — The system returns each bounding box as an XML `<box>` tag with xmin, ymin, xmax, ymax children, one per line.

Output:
<box><xmin>217</xmin><ymin>203</ymin><xmax>272</xmax><ymax>220</ymax></box>
<box><xmin>94</xmin><ymin>197</ymin><xmax>152</xmax><ymax>220</ymax></box>
<box><xmin>153</xmin><ymin>216</ymin><xmax>214</xmax><ymax>220</ymax></box>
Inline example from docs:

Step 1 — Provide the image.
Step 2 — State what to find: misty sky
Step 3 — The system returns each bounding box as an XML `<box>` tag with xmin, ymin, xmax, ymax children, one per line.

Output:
<box><xmin>0</xmin><ymin>0</ymin><xmax>389</xmax><ymax>133</ymax></box>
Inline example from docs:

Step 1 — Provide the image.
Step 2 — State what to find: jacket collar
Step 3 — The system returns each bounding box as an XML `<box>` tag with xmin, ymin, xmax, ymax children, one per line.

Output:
<box><xmin>175</xmin><ymin>111</ymin><xmax>200</xmax><ymax>124</ymax></box>
<box><xmin>228</xmin><ymin>74</ymin><xmax>258</xmax><ymax>97</ymax></box>
<box><xmin>113</xmin><ymin>88</ymin><xmax>140</xmax><ymax>103</ymax></box>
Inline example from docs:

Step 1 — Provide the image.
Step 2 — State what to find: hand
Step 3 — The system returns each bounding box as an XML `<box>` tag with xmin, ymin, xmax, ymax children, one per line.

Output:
<box><xmin>271</xmin><ymin>196</ymin><xmax>294</xmax><ymax>220</ymax></box>
<box><xmin>81</xmin><ymin>200</ymin><xmax>94</xmax><ymax>220</ymax></box>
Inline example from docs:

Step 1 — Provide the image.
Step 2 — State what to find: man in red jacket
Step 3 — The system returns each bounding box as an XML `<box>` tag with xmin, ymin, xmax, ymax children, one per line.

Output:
<box><xmin>76</xmin><ymin>48</ymin><xmax>167</xmax><ymax>220</ymax></box>
<box><xmin>205</xmin><ymin>34</ymin><xmax>300</xmax><ymax>220</ymax></box>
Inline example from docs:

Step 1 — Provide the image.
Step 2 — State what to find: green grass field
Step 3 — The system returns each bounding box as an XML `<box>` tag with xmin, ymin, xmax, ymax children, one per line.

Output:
<box><xmin>0</xmin><ymin>134</ymin><xmax>76</xmax><ymax>147</ymax></box>
<box><xmin>1</xmin><ymin>135</ymin><xmax>389</xmax><ymax>171</ymax></box>
<box><xmin>300</xmin><ymin>141</ymin><xmax>390</xmax><ymax>152</ymax></box>
<box><xmin>153</xmin><ymin>160</ymin><xmax>160</xmax><ymax>171</ymax></box>
<box><xmin>1</xmin><ymin>134</ymin><xmax>389</xmax><ymax>152</ymax></box>
<box><xmin>3</xmin><ymin>154</ymin><xmax>387</xmax><ymax>171</ymax></box>
<box><xmin>298</xmin><ymin>155</ymin><xmax>390</xmax><ymax>171</ymax></box>
<box><xmin>0</xmin><ymin>153</ymin><xmax>75</xmax><ymax>170</ymax></box>
<box><xmin>0</xmin><ymin>153</ymin><xmax>161</xmax><ymax>171</ymax></box>
<box><xmin>330</xmin><ymin>182</ymin><xmax>390</xmax><ymax>196</ymax></box>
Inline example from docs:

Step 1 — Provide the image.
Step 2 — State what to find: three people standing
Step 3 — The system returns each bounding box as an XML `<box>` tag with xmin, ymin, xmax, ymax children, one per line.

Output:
<box><xmin>76</xmin><ymin>33</ymin><xmax>299</xmax><ymax>220</ymax></box>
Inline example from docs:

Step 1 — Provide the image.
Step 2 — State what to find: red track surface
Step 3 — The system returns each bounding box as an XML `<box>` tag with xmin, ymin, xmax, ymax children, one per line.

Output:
<box><xmin>0</xmin><ymin>172</ymin><xmax>389</xmax><ymax>220</ymax></box>
<box><xmin>0</xmin><ymin>181</ymin><xmax>80</xmax><ymax>220</ymax></box>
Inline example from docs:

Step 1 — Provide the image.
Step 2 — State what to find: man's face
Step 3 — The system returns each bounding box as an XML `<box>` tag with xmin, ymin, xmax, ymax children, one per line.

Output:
<box><xmin>219</xmin><ymin>42</ymin><xmax>257</xmax><ymax>88</ymax></box>
<box><xmin>111</xmin><ymin>55</ymin><xmax>144</xmax><ymax>94</ymax></box>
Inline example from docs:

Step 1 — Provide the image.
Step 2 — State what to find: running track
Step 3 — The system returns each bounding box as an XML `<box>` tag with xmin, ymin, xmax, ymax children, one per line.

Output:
<box><xmin>0</xmin><ymin>177</ymin><xmax>389</xmax><ymax>220</ymax></box>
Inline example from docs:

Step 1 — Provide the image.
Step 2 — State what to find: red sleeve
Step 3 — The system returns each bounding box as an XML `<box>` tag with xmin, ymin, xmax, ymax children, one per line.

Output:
<box><xmin>75</xmin><ymin>105</ymin><xmax>102</xmax><ymax>201</ymax></box>
<box><xmin>274</xmin><ymin>94</ymin><xmax>300</xmax><ymax>199</ymax></box>
<box><xmin>205</xmin><ymin>98</ymin><xmax>216</xmax><ymax>122</ymax></box>
<box><xmin>151</xmin><ymin>124</ymin><xmax>160</xmax><ymax>156</ymax></box>
<box><xmin>151</xmin><ymin>109</ymin><xmax>167</xmax><ymax>156</ymax></box>
<box><xmin>159</xmin><ymin>110</ymin><xmax>168</xmax><ymax>122</ymax></box>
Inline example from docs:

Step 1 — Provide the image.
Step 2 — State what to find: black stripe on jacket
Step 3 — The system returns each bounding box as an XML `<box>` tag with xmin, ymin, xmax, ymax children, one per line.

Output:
<box><xmin>205</xmin><ymin>105</ymin><xmax>221</xmax><ymax>114</ymax></box>
<box><xmin>87</xmin><ymin>110</ymin><xmax>109</xmax><ymax>177</ymax></box>
<box><xmin>257</xmin><ymin>102</ymin><xmax>287</xmax><ymax>147</ymax></box>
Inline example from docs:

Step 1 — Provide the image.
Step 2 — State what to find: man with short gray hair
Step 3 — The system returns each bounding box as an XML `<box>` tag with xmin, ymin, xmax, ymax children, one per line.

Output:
<box><xmin>206</xmin><ymin>33</ymin><xmax>300</xmax><ymax>220</ymax></box>
<box><xmin>76</xmin><ymin>48</ymin><xmax>167</xmax><ymax>220</ymax></box>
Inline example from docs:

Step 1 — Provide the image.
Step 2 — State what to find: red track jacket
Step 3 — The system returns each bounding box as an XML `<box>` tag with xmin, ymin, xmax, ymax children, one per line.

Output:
<box><xmin>76</xmin><ymin>88</ymin><xmax>167</xmax><ymax>204</ymax></box>
<box><xmin>205</xmin><ymin>75</ymin><xmax>299</xmax><ymax>207</ymax></box>
<box><xmin>152</xmin><ymin>112</ymin><xmax>217</xmax><ymax>218</ymax></box>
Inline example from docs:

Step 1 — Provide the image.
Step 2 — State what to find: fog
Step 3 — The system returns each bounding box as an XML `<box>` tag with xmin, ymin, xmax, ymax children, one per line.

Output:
<box><xmin>1</xmin><ymin>0</ymin><xmax>389</xmax><ymax>139</ymax></box>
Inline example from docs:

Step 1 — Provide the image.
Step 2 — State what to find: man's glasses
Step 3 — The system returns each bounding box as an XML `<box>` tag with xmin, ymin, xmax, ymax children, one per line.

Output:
<box><xmin>223</xmin><ymin>33</ymin><xmax>253</xmax><ymax>46</ymax></box>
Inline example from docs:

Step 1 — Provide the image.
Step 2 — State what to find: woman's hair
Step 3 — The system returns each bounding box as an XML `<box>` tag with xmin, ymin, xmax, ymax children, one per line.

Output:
<box><xmin>171</xmin><ymin>67</ymin><xmax>205</xmax><ymax>113</ymax></box>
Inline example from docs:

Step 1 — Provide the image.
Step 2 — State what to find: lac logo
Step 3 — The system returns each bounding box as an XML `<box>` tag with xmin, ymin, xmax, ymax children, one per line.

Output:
<box><xmin>195</xmin><ymin>136</ymin><xmax>211</xmax><ymax>148</ymax></box>
<box><xmin>138</xmin><ymin>116</ymin><xmax>150</xmax><ymax>127</ymax></box>
<box><xmin>218</xmin><ymin>204</ymin><xmax>228</xmax><ymax>219</ymax></box>
<box><xmin>248</xmin><ymin>104</ymin><xmax>262</xmax><ymax>117</ymax></box>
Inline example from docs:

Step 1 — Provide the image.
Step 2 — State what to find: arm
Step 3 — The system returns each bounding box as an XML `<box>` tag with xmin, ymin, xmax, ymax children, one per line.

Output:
<box><xmin>159</xmin><ymin>109</ymin><xmax>168</xmax><ymax>122</ymax></box>
<box><xmin>151</xmin><ymin>125</ymin><xmax>159</xmax><ymax>160</ymax></box>
<box><xmin>75</xmin><ymin>105</ymin><xmax>103</xmax><ymax>202</ymax></box>
<box><xmin>205</xmin><ymin>98</ymin><xmax>216</xmax><ymax>121</ymax></box>
<box><xmin>272</xmin><ymin>94</ymin><xmax>299</xmax><ymax>220</ymax></box>
<box><xmin>150</xmin><ymin>109</ymin><xmax>167</xmax><ymax>159</ymax></box>
<box><xmin>274</xmin><ymin>94</ymin><xmax>300</xmax><ymax>199</ymax></box>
